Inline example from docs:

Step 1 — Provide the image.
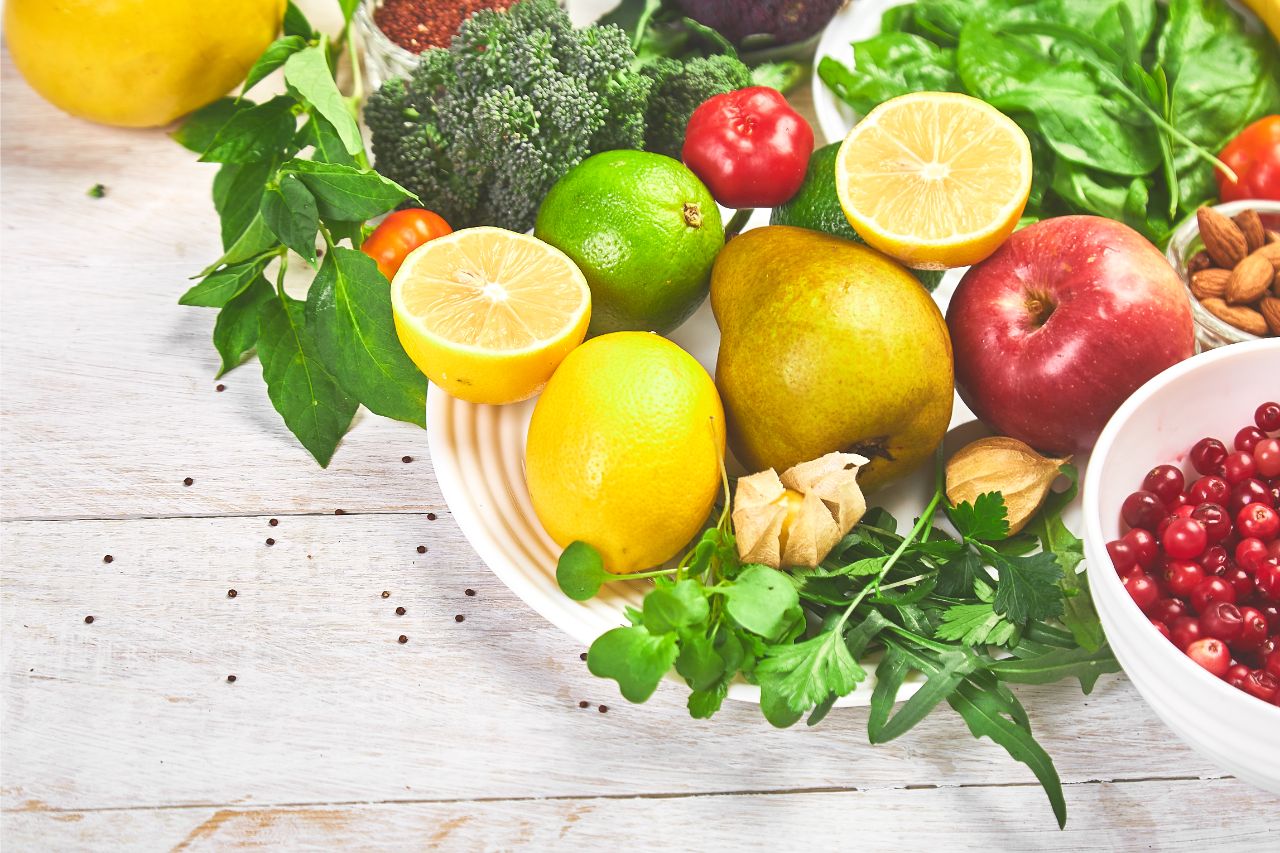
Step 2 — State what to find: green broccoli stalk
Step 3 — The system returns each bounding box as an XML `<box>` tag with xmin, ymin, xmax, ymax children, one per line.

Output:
<box><xmin>363</xmin><ymin>0</ymin><xmax>651</xmax><ymax>233</ymax></box>
<box><xmin>639</xmin><ymin>56</ymin><xmax>751</xmax><ymax>158</ymax></box>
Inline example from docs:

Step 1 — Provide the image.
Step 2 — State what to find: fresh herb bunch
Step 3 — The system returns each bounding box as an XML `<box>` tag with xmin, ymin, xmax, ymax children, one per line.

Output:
<box><xmin>557</xmin><ymin>457</ymin><xmax>1117</xmax><ymax>827</ymax></box>
<box><xmin>818</xmin><ymin>0</ymin><xmax>1280</xmax><ymax>245</ymax></box>
<box><xmin>173</xmin><ymin>1</ymin><xmax>428</xmax><ymax>466</ymax></box>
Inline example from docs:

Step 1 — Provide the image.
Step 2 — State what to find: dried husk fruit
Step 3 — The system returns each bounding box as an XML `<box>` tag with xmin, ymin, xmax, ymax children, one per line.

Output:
<box><xmin>732</xmin><ymin>452</ymin><xmax>868</xmax><ymax>568</ymax></box>
<box><xmin>945</xmin><ymin>437</ymin><xmax>1069</xmax><ymax>535</ymax></box>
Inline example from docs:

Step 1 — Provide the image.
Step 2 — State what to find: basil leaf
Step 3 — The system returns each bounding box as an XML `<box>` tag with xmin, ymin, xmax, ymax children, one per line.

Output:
<box><xmin>180</xmin><ymin>257</ymin><xmax>269</xmax><ymax>307</ymax></box>
<box><xmin>260</xmin><ymin>173</ymin><xmax>319</xmax><ymax>265</ymax></box>
<box><xmin>171</xmin><ymin>98</ymin><xmax>243</xmax><ymax>154</ymax></box>
<box><xmin>282</xmin><ymin>1</ymin><xmax>316</xmax><ymax>39</ymax></box>
<box><xmin>283</xmin><ymin>46</ymin><xmax>363</xmax><ymax>157</ymax></box>
<box><xmin>299</xmin><ymin>114</ymin><xmax>359</xmax><ymax>167</ymax></box>
<box><xmin>242</xmin><ymin>35</ymin><xmax>308</xmax><ymax>96</ymax></box>
<box><xmin>587</xmin><ymin>626</ymin><xmax>679</xmax><ymax>704</ymax></box>
<box><xmin>305</xmin><ymin>247</ymin><xmax>428</xmax><ymax>426</ymax></box>
<box><xmin>199</xmin><ymin>96</ymin><xmax>297</xmax><ymax>164</ymax></box>
<box><xmin>256</xmin><ymin>291</ymin><xmax>358</xmax><ymax>468</ymax></box>
<box><xmin>213</xmin><ymin>275</ymin><xmax>273</xmax><ymax>377</ymax></box>
<box><xmin>283</xmin><ymin>160</ymin><xmax>415</xmax><ymax>220</ymax></box>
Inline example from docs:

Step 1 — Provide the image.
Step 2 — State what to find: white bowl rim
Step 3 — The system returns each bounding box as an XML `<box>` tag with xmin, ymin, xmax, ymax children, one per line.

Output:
<box><xmin>1083</xmin><ymin>337</ymin><xmax>1280</xmax><ymax>717</ymax></box>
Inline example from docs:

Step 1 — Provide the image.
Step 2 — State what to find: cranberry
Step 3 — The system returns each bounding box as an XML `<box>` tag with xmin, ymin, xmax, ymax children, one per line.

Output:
<box><xmin>1242</xmin><ymin>670</ymin><xmax>1279</xmax><ymax>702</ymax></box>
<box><xmin>1222</xmin><ymin>451</ymin><xmax>1258</xmax><ymax>485</ymax></box>
<box><xmin>1235</xmin><ymin>426</ymin><xmax>1266</xmax><ymax>453</ymax></box>
<box><xmin>1258</xmin><ymin>602</ymin><xmax>1280</xmax><ymax>632</ymax></box>
<box><xmin>1256</xmin><ymin>401</ymin><xmax>1280</xmax><ymax>433</ymax></box>
<box><xmin>1255</xmin><ymin>438</ymin><xmax>1280</xmax><ymax>478</ymax></box>
<box><xmin>1200</xmin><ymin>601</ymin><xmax>1244</xmax><ymax>643</ymax></box>
<box><xmin>1162</xmin><ymin>517</ymin><xmax>1208</xmax><ymax>559</ymax></box>
<box><xmin>1221</xmin><ymin>565</ymin><xmax>1255</xmax><ymax>599</ymax></box>
<box><xmin>1123</xmin><ymin>572</ymin><xmax>1160</xmax><ymax>613</ymax></box>
<box><xmin>1190</xmin><ymin>437</ymin><xmax>1229</xmax><ymax>475</ymax></box>
<box><xmin>1226</xmin><ymin>663</ymin><xmax>1251</xmax><ymax>689</ymax></box>
<box><xmin>1236</xmin><ymin>537</ymin><xmax>1270</xmax><ymax>572</ymax></box>
<box><xmin>1229</xmin><ymin>478</ymin><xmax>1274</xmax><ymax>513</ymax></box>
<box><xmin>1190</xmin><ymin>575</ymin><xmax>1236</xmax><ymax>611</ymax></box>
<box><xmin>1189</xmin><ymin>475</ymin><xmax>1231</xmax><ymax>505</ymax></box>
<box><xmin>1236</xmin><ymin>606</ymin><xmax>1269</xmax><ymax>651</ymax></box>
<box><xmin>1266</xmin><ymin>646</ymin><xmax>1280</xmax><ymax>679</ymax></box>
<box><xmin>1199</xmin><ymin>545</ymin><xmax>1230</xmax><ymax>571</ymax></box>
<box><xmin>1152</xmin><ymin>597</ymin><xmax>1188</xmax><ymax>625</ymax></box>
<box><xmin>1165</xmin><ymin>560</ymin><xmax>1205</xmax><ymax>598</ymax></box>
<box><xmin>1123</xmin><ymin>527</ymin><xmax>1159</xmax><ymax>569</ymax></box>
<box><xmin>1170</xmin><ymin>616</ymin><xmax>1203</xmax><ymax>650</ymax></box>
<box><xmin>1186</xmin><ymin>638</ymin><xmax>1231</xmax><ymax>677</ymax></box>
<box><xmin>1107</xmin><ymin>539</ymin><xmax>1136</xmax><ymax>573</ymax></box>
<box><xmin>1122</xmin><ymin>490</ymin><xmax>1166</xmax><ymax>530</ymax></box>
<box><xmin>1143</xmin><ymin>464</ymin><xmax>1186</xmax><ymax>505</ymax></box>
<box><xmin>1190</xmin><ymin>503</ymin><xmax>1231</xmax><ymax>543</ymax></box>
<box><xmin>1256</xmin><ymin>560</ymin><xmax>1280</xmax><ymax>602</ymax></box>
<box><xmin>1237</xmin><ymin>503</ymin><xmax>1280</xmax><ymax>541</ymax></box>
<box><xmin>1149</xmin><ymin>619</ymin><xmax>1171</xmax><ymax>641</ymax></box>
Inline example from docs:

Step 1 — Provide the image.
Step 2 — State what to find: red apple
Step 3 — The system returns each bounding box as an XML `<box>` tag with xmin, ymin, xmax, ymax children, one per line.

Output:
<box><xmin>946</xmin><ymin>216</ymin><xmax>1194</xmax><ymax>455</ymax></box>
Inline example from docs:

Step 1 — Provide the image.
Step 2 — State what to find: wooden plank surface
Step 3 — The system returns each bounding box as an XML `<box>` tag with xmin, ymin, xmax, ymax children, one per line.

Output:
<box><xmin>2</xmin><ymin>0</ymin><xmax>1278</xmax><ymax>849</ymax></box>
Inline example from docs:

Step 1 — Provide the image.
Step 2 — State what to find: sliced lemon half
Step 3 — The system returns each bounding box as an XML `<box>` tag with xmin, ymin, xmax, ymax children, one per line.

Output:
<box><xmin>390</xmin><ymin>227</ymin><xmax>591</xmax><ymax>405</ymax></box>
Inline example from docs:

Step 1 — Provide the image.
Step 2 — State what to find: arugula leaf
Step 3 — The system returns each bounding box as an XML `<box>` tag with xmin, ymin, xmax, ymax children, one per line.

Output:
<box><xmin>949</xmin><ymin>492</ymin><xmax>1010</xmax><ymax>542</ymax></box>
<box><xmin>947</xmin><ymin>677</ymin><xmax>1067</xmax><ymax>828</ymax></box>
<box><xmin>304</xmin><ymin>247</ymin><xmax>428</xmax><ymax>426</ymax></box>
<box><xmin>242</xmin><ymin>36</ymin><xmax>309</xmax><ymax>96</ymax></box>
<box><xmin>719</xmin><ymin>564</ymin><xmax>800</xmax><ymax>639</ymax></box>
<box><xmin>587</xmin><ymin>626</ymin><xmax>679</xmax><ymax>703</ymax></box>
<box><xmin>868</xmin><ymin>642</ymin><xmax>980</xmax><ymax>743</ymax></box>
<box><xmin>643</xmin><ymin>579</ymin><xmax>710</xmax><ymax>634</ymax></box>
<box><xmin>555</xmin><ymin>541</ymin><xmax>609</xmax><ymax>601</ymax></box>
<box><xmin>199</xmin><ymin>96</ymin><xmax>298</xmax><ymax>164</ymax></box>
<box><xmin>212</xmin><ymin>276</ymin><xmax>273</xmax><ymax>377</ymax></box>
<box><xmin>171</xmin><ymin>98</ymin><xmax>243</xmax><ymax>153</ymax></box>
<box><xmin>261</xmin><ymin>173</ymin><xmax>319</xmax><ymax>265</ymax></box>
<box><xmin>180</xmin><ymin>258</ymin><xmax>269</xmax><ymax>307</ymax></box>
<box><xmin>936</xmin><ymin>602</ymin><xmax>1018</xmax><ymax>646</ymax></box>
<box><xmin>282</xmin><ymin>1</ymin><xmax>316</xmax><ymax>39</ymax></box>
<box><xmin>991</xmin><ymin>550</ymin><xmax>1065</xmax><ymax>623</ymax></box>
<box><xmin>283</xmin><ymin>160</ymin><xmax>415</xmax><ymax>220</ymax></box>
<box><xmin>816</xmin><ymin>556</ymin><xmax>887</xmax><ymax>578</ymax></box>
<box><xmin>756</xmin><ymin>628</ymin><xmax>866</xmax><ymax>714</ymax></box>
<box><xmin>989</xmin><ymin>643</ymin><xmax>1120</xmax><ymax>694</ymax></box>
<box><xmin>256</xmin><ymin>291</ymin><xmax>358</xmax><ymax>467</ymax></box>
<box><xmin>283</xmin><ymin>46</ymin><xmax>364</xmax><ymax>158</ymax></box>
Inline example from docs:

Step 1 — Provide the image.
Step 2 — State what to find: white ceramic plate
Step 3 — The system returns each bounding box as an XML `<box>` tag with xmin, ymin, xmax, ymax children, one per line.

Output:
<box><xmin>811</xmin><ymin>0</ymin><xmax>911</xmax><ymax>144</ymax></box>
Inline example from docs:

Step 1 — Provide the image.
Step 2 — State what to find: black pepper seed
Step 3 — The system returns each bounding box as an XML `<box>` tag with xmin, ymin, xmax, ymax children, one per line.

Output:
<box><xmin>269</xmin><ymin>518</ymin><xmax>278</xmax><ymax>527</ymax></box>
<box><xmin>227</xmin><ymin>589</ymin><xmax>238</xmax><ymax>598</ymax></box>
<box><xmin>426</xmin><ymin>512</ymin><xmax>437</xmax><ymax>520</ymax></box>
<box><xmin>215</xmin><ymin>384</ymin><xmax>226</xmax><ymax>392</ymax></box>
<box><xmin>416</xmin><ymin>545</ymin><xmax>427</xmax><ymax>554</ymax></box>
<box><xmin>103</xmin><ymin>555</ymin><xmax>113</xmax><ymax>564</ymax></box>
<box><xmin>464</xmin><ymin>588</ymin><xmax>476</xmax><ymax>597</ymax></box>
<box><xmin>381</xmin><ymin>591</ymin><xmax>391</xmax><ymax>599</ymax></box>
<box><xmin>183</xmin><ymin>477</ymin><xmax>194</xmax><ymax>486</ymax></box>
<box><xmin>265</xmin><ymin>538</ymin><xmax>275</xmax><ymax>546</ymax></box>
<box><xmin>84</xmin><ymin>615</ymin><xmax>94</xmax><ymax>624</ymax></box>
<box><xmin>334</xmin><ymin>509</ymin><xmax>346</xmax><ymax>515</ymax></box>
<box><xmin>454</xmin><ymin>614</ymin><xmax>465</xmax><ymax>622</ymax></box>
<box><xmin>398</xmin><ymin>635</ymin><xmax>408</xmax><ymax>644</ymax></box>
<box><xmin>579</xmin><ymin>652</ymin><xmax>587</xmax><ymax>661</ymax></box>
<box><xmin>395</xmin><ymin>606</ymin><xmax>406</xmax><ymax>616</ymax></box>
<box><xmin>402</xmin><ymin>455</ymin><xmax>413</xmax><ymax>463</ymax></box>
<box><xmin>578</xmin><ymin>700</ymin><xmax>589</xmax><ymax>708</ymax></box>
<box><xmin>598</xmin><ymin>705</ymin><xmax>608</xmax><ymax>713</ymax></box>
<box><xmin>227</xmin><ymin>675</ymin><xmax>237</xmax><ymax>683</ymax></box>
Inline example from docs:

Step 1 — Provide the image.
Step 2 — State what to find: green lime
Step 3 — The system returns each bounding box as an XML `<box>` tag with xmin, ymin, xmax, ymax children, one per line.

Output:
<box><xmin>771</xmin><ymin>143</ymin><xmax>943</xmax><ymax>292</ymax></box>
<box><xmin>535</xmin><ymin>151</ymin><xmax>724</xmax><ymax>336</ymax></box>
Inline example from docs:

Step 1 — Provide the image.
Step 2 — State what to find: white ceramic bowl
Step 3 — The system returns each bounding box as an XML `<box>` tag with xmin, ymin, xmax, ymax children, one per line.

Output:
<box><xmin>1084</xmin><ymin>339</ymin><xmax>1280</xmax><ymax>793</ymax></box>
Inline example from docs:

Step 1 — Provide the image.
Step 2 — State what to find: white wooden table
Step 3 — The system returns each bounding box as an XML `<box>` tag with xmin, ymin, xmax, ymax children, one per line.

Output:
<box><xmin>2</xmin><ymin>3</ymin><xmax>1278</xmax><ymax>849</ymax></box>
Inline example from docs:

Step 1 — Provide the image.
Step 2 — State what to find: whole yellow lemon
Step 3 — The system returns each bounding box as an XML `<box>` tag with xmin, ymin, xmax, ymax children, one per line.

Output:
<box><xmin>4</xmin><ymin>0</ymin><xmax>285</xmax><ymax>127</ymax></box>
<box><xmin>525</xmin><ymin>332</ymin><xmax>726</xmax><ymax>574</ymax></box>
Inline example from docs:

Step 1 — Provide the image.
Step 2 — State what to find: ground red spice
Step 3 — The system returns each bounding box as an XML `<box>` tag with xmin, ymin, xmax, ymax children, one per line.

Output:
<box><xmin>374</xmin><ymin>0</ymin><xmax>519</xmax><ymax>54</ymax></box>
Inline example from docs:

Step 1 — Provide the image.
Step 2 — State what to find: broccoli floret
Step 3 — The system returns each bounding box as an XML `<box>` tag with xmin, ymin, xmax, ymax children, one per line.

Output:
<box><xmin>364</xmin><ymin>0</ymin><xmax>650</xmax><ymax>232</ymax></box>
<box><xmin>639</xmin><ymin>55</ymin><xmax>753</xmax><ymax>159</ymax></box>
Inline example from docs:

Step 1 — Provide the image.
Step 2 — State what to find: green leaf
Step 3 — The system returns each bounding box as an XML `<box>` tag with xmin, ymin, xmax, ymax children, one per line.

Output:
<box><xmin>283</xmin><ymin>160</ymin><xmax>414</xmax><ymax>221</ymax></box>
<box><xmin>936</xmin><ymin>602</ymin><xmax>1018</xmax><ymax>646</ymax></box>
<box><xmin>816</xmin><ymin>556</ymin><xmax>887</xmax><ymax>578</ymax></box>
<box><xmin>935</xmin><ymin>547</ymin><xmax>987</xmax><ymax>596</ymax></box>
<box><xmin>844</xmin><ymin>609</ymin><xmax>891</xmax><ymax>658</ymax></box>
<box><xmin>991</xmin><ymin>550</ymin><xmax>1065</xmax><ymax>623</ymax></box>
<box><xmin>199</xmin><ymin>96</ymin><xmax>297</xmax><ymax>164</ymax></box>
<box><xmin>719</xmin><ymin>564</ymin><xmax>800</xmax><ymax>640</ymax></box>
<box><xmin>304</xmin><ymin>247</ymin><xmax>428</xmax><ymax>425</ymax></box>
<box><xmin>819</xmin><ymin>33</ymin><xmax>959</xmax><ymax>116</ymax></box>
<box><xmin>555</xmin><ymin>542</ymin><xmax>609</xmax><ymax>601</ymax></box>
<box><xmin>212</xmin><ymin>275</ymin><xmax>273</xmax><ymax>377</ymax></box>
<box><xmin>950</xmin><ymin>492</ymin><xmax>1010</xmax><ymax>542</ymax></box>
<box><xmin>868</xmin><ymin>646</ymin><xmax>911</xmax><ymax>739</ymax></box>
<box><xmin>299</xmin><ymin>114</ymin><xmax>360</xmax><ymax>167</ymax></box>
<box><xmin>282</xmin><ymin>1</ymin><xmax>316</xmax><ymax>39</ymax></box>
<box><xmin>587</xmin><ymin>625</ymin><xmax>679</xmax><ymax>704</ymax></box>
<box><xmin>758</xmin><ymin>679</ymin><xmax>805</xmax><ymax>728</ymax></box>
<box><xmin>869</xmin><ymin>643</ymin><xmax>980</xmax><ymax>743</ymax></box>
<box><xmin>242</xmin><ymin>35</ymin><xmax>308</xmax><ymax>96</ymax></box>
<box><xmin>688</xmin><ymin>683</ymin><xmax>728</xmax><ymax>719</ymax></box>
<box><xmin>947</xmin><ymin>677</ymin><xmax>1067</xmax><ymax>828</ymax></box>
<box><xmin>1024</xmin><ymin>464</ymin><xmax>1104</xmax><ymax>650</ymax></box>
<box><xmin>282</xmin><ymin>46</ymin><xmax>363</xmax><ymax>157</ymax></box>
<box><xmin>675</xmin><ymin>630</ymin><xmax>724</xmax><ymax>692</ymax></box>
<box><xmin>180</xmin><ymin>258</ymin><xmax>269</xmax><ymax>307</ymax></box>
<box><xmin>260</xmin><ymin>173</ymin><xmax>319</xmax><ymax>265</ymax></box>
<box><xmin>756</xmin><ymin>628</ymin><xmax>866</xmax><ymax>714</ymax></box>
<box><xmin>990</xmin><ymin>643</ymin><xmax>1120</xmax><ymax>694</ymax></box>
<box><xmin>198</xmin><ymin>213</ymin><xmax>279</xmax><ymax>277</ymax></box>
<box><xmin>643</xmin><ymin>580</ymin><xmax>710</xmax><ymax>635</ymax></box>
<box><xmin>171</xmin><ymin>97</ymin><xmax>243</xmax><ymax>153</ymax></box>
<box><xmin>212</xmin><ymin>159</ymin><xmax>278</xmax><ymax>249</ymax></box>
<box><xmin>337</xmin><ymin>0</ymin><xmax>360</xmax><ymax>23</ymax></box>
<box><xmin>256</xmin><ymin>291</ymin><xmax>358</xmax><ymax>467</ymax></box>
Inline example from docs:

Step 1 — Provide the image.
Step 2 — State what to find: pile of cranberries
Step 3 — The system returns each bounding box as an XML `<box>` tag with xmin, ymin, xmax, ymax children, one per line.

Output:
<box><xmin>1107</xmin><ymin>401</ymin><xmax>1280</xmax><ymax>706</ymax></box>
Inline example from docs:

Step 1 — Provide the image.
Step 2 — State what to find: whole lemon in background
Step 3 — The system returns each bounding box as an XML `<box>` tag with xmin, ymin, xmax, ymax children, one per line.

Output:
<box><xmin>4</xmin><ymin>0</ymin><xmax>285</xmax><ymax>127</ymax></box>
<box><xmin>525</xmin><ymin>332</ymin><xmax>726</xmax><ymax>574</ymax></box>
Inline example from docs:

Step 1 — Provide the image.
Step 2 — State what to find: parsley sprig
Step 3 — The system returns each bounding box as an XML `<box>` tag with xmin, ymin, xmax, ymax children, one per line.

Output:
<box><xmin>558</xmin><ymin>453</ymin><xmax>1117</xmax><ymax>828</ymax></box>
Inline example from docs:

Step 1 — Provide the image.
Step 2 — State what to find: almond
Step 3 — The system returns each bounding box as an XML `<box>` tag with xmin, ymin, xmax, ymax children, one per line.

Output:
<box><xmin>1190</xmin><ymin>268</ymin><xmax>1230</xmax><ymax>300</ymax></box>
<box><xmin>1234</xmin><ymin>209</ymin><xmax>1266</xmax><ymax>253</ymax></box>
<box><xmin>1186</xmin><ymin>249</ymin><xmax>1213</xmax><ymax>274</ymax></box>
<box><xmin>1226</xmin><ymin>253</ymin><xmax>1275</xmax><ymax>304</ymax></box>
<box><xmin>1251</xmin><ymin>241</ymin><xmax>1280</xmax><ymax>274</ymax></box>
<box><xmin>1201</xmin><ymin>297</ymin><xmax>1269</xmax><ymax>337</ymax></box>
<box><xmin>1262</xmin><ymin>297</ymin><xmax>1280</xmax><ymax>336</ymax></box>
<box><xmin>1197</xmin><ymin>206</ymin><xmax>1248</xmax><ymax>268</ymax></box>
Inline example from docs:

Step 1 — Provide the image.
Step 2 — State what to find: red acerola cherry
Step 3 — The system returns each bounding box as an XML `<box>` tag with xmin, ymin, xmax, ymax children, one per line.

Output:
<box><xmin>1170</xmin><ymin>616</ymin><xmax>1203</xmax><ymax>651</ymax></box>
<box><xmin>1143</xmin><ymin>464</ymin><xmax>1186</xmax><ymax>505</ymax></box>
<box><xmin>1191</xmin><ymin>503</ymin><xmax>1232</xmax><ymax>543</ymax></box>
<box><xmin>1255</xmin><ymin>401</ymin><xmax>1280</xmax><ymax>433</ymax></box>
<box><xmin>1162</xmin><ymin>518</ymin><xmax>1208</xmax><ymax>559</ymax></box>
<box><xmin>1122</xmin><ymin>490</ymin><xmax>1166</xmax><ymax>530</ymax></box>
<box><xmin>1238</xmin><ymin>503</ymin><xmax>1280</xmax><ymax>541</ymax></box>
<box><xmin>1236</xmin><ymin>538</ymin><xmax>1270</xmax><ymax>572</ymax></box>
<box><xmin>1222</xmin><ymin>452</ymin><xmax>1258</xmax><ymax>485</ymax></box>
<box><xmin>1236</xmin><ymin>606</ymin><xmax>1269</xmax><ymax>652</ymax></box>
<box><xmin>1123</xmin><ymin>527</ymin><xmax>1159</xmax><ymax>568</ymax></box>
<box><xmin>1200</xmin><ymin>601</ymin><xmax>1244</xmax><ymax>644</ymax></box>
<box><xmin>1190</xmin><ymin>438</ymin><xmax>1229</xmax><ymax>475</ymax></box>
<box><xmin>1189</xmin><ymin>475</ymin><xmax>1231</xmax><ymax>506</ymax></box>
<box><xmin>1255</xmin><ymin>438</ymin><xmax>1280</xmax><ymax>478</ymax></box>
<box><xmin>1186</xmin><ymin>638</ymin><xmax>1231</xmax><ymax>677</ymax></box>
<box><xmin>1165</xmin><ymin>560</ymin><xmax>1205</xmax><ymax>598</ymax></box>
<box><xmin>1123</xmin><ymin>572</ymin><xmax>1160</xmax><ymax>613</ymax></box>
<box><xmin>1190</xmin><ymin>575</ymin><xmax>1236</xmax><ymax>612</ymax></box>
<box><xmin>1242</xmin><ymin>670</ymin><xmax>1279</xmax><ymax>702</ymax></box>
<box><xmin>1235</xmin><ymin>426</ymin><xmax>1266</xmax><ymax>454</ymax></box>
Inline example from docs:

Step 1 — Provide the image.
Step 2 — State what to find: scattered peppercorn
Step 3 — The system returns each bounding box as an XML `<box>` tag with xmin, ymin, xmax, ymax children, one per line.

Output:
<box><xmin>598</xmin><ymin>705</ymin><xmax>608</xmax><ymax>713</ymax></box>
<box><xmin>215</xmin><ymin>384</ymin><xmax>226</xmax><ymax>392</ymax></box>
<box><xmin>183</xmin><ymin>477</ymin><xmax>194</xmax><ymax>487</ymax></box>
<box><xmin>398</xmin><ymin>635</ymin><xmax>408</xmax><ymax>644</ymax></box>
<box><xmin>426</xmin><ymin>512</ymin><xmax>437</xmax><ymax>521</ymax></box>
<box><xmin>381</xmin><ymin>591</ymin><xmax>391</xmax><ymax>599</ymax></box>
<box><xmin>335</xmin><ymin>509</ymin><xmax>346</xmax><ymax>515</ymax></box>
<box><xmin>103</xmin><ymin>555</ymin><xmax>113</xmax><ymax>564</ymax></box>
<box><xmin>269</xmin><ymin>518</ymin><xmax>278</xmax><ymax>527</ymax></box>
<box><xmin>227</xmin><ymin>589</ymin><xmax>238</xmax><ymax>598</ymax></box>
<box><xmin>87</xmin><ymin>183</ymin><xmax>106</xmax><ymax>199</ymax></box>
<box><xmin>578</xmin><ymin>700</ymin><xmax>590</xmax><ymax>708</ymax></box>
<box><xmin>402</xmin><ymin>455</ymin><xmax>413</xmax><ymax>463</ymax></box>
<box><xmin>579</xmin><ymin>652</ymin><xmax>588</xmax><ymax>661</ymax></box>
<box><xmin>454</xmin><ymin>614</ymin><xmax>465</xmax><ymax>622</ymax></box>
<box><xmin>227</xmin><ymin>675</ymin><xmax>237</xmax><ymax>683</ymax></box>
<box><xmin>373</xmin><ymin>0</ymin><xmax>517</xmax><ymax>53</ymax></box>
<box><xmin>464</xmin><ymin>588</ymin><xmax>476</xmax><ymax>597</ymax></box>
<box><xmin>395</xmin><ymin>606</ymin><xmax>406</xmax><ymax>616</ymax></box>
<box><xmin>416</xmin><ymin>545</ymin><xmax>427</xmax><ymax>554</ymax></box>
<box><xmin>265</xmin><ymin>538</ymin><xmax>275</xmax><ymax>546</ymax></box>
<box><xmin>84</xmin><ymin>615</ymin><xmax>95</xmax><ymax>624</ymax></box>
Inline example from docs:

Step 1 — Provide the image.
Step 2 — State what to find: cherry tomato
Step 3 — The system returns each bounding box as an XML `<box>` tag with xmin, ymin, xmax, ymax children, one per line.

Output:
<box><xmin>1216</xmin><ymin>116</ymin><xmax>1280</xmax><ymax>210</ymax></box>
<box><xmin>361</xmin><ymin>208</ymin><xmax>452</xmax><ymax>280</ymax></box>
<box><xmin>682</xmin><ymin>87</ymin><xmax>814</xmax><ymax>208</ymax></box>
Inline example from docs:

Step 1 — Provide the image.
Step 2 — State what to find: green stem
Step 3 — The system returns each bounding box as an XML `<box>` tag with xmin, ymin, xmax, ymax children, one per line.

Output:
<box><xmin>274</xmin><ymin>252</ymin><xmax>290</xmax><ymax>299</ymax></box>
<box><xmin>724</xmin><ymin>208</ymin><xmax>754</xmax><ymax>238</ymax></box>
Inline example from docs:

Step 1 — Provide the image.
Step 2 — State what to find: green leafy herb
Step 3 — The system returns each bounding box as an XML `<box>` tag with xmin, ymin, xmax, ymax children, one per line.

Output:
<box><xmin>556</xmin><ymin>541</ymin><xmax>610</xmax><ymax>602</ymax></box>
<box><xmin>87</xmin><ymin>183</ymin><xmax>106</xmax><ymax>199</ymax></box>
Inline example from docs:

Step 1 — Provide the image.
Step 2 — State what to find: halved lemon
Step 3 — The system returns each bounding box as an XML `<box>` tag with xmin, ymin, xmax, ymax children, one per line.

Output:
<box><xmin>390</xmin><ymin>227</ymin><xmax>591</xmax><ymax>405</ymax></box>
<box><xmin>835</xmin><ymin>92</ymin><xmax>1033</xmax><ymax>270</ymax></box>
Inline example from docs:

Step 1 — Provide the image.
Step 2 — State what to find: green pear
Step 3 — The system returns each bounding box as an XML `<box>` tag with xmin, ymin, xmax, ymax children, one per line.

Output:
<box><xmin>712</xmin><ymin>226</ymin><xmax>954</xmax><ymax>491</ymax></box>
